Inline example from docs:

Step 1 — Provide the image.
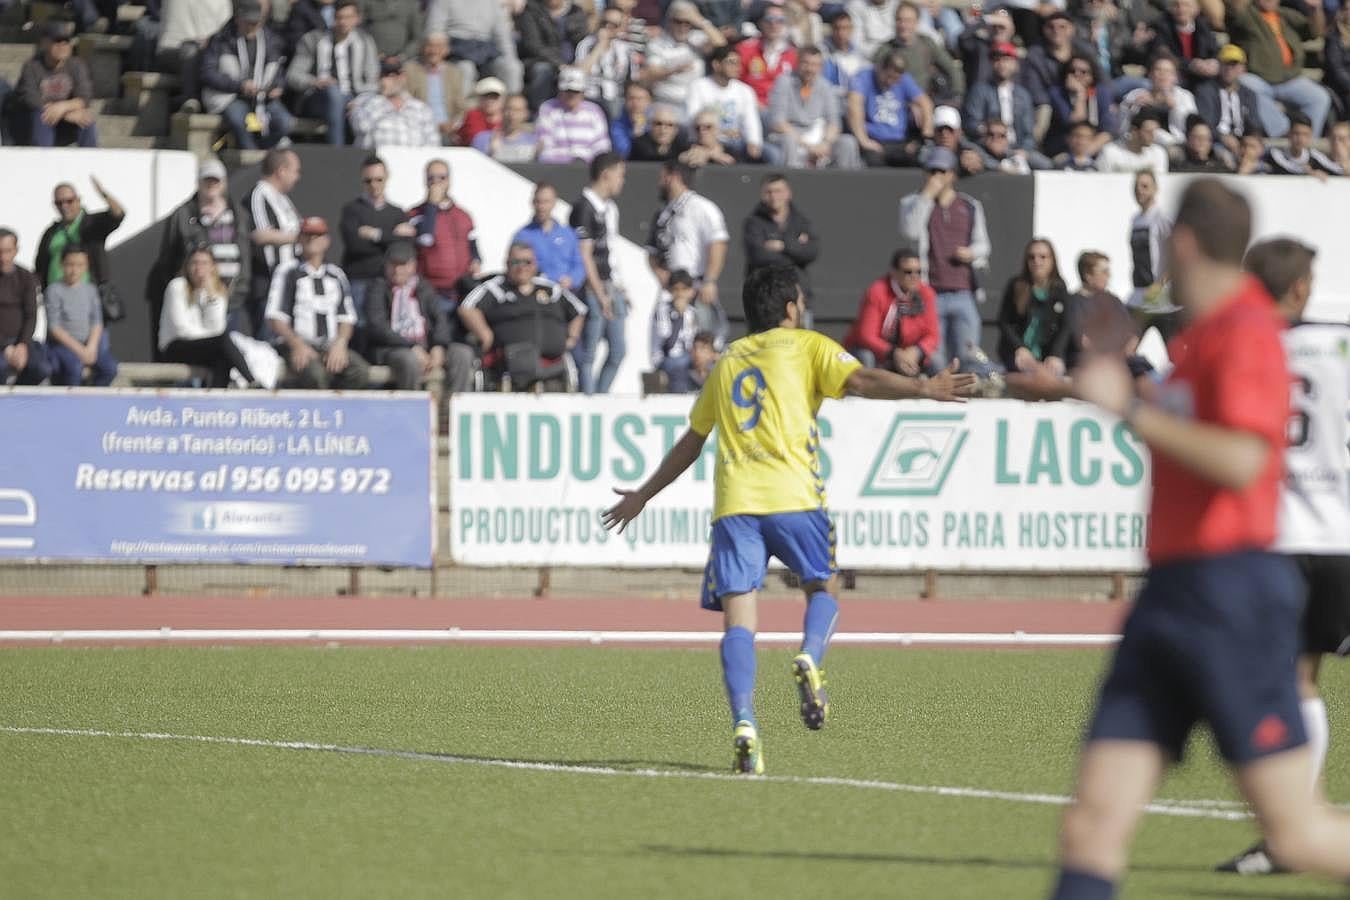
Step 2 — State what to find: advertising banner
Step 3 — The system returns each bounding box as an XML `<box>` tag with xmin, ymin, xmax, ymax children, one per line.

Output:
<box><xmin>450</xmin><ymin>394</ymin><xmax>1150</xmax><ymax>571</ymax></box>
<box><xmin>0</xmin><ymin>389</ymin><xmax>435</xmax><ymax>566</ymax></box>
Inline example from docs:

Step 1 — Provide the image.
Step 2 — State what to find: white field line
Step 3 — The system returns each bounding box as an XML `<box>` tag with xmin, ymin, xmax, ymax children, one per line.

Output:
<box><xmin>0</xmin><ymin>629</ymin><xmax>1122</xmax><ymax>647</ymax></box>
<box><xmin>0</xmin><ymin>724</ymin><xmax>1246</xmax><ymax>822</ymax></box>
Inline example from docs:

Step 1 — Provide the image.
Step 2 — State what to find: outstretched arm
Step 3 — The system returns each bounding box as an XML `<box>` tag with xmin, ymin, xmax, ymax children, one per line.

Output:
<box><xmin>603</xmin><ymin>428</ymin><xmax>709</xmax><ymax>533</ymax></box>
<box><xmin>845</xmin><ymin>360</ymin><xmax>978</xmax><ymax>401</ymax></box>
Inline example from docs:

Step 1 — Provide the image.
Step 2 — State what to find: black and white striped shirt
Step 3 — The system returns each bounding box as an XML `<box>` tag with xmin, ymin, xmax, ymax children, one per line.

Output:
<box><xmin>264</xmin><ymin>259</ymin><xmax>357</xmax><ymax>348</ymax></box>
<box><xmin>247</xmin><ymin>179</ymin><xmax>301</xmax><ymax>275</ymax></box>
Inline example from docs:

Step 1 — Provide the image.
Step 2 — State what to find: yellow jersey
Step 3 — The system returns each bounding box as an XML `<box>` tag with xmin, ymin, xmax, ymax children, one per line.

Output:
<box><xmin>689</xmin><ymin>328</ymin><xmax>862</xmax><ymax>520</ymax></box>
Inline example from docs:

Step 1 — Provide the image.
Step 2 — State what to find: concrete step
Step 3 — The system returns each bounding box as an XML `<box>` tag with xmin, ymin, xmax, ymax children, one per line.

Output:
<box><xmin>0</xmin><ymin>41</ymin><xmax>34</xmax><ymax>83</ymax></box>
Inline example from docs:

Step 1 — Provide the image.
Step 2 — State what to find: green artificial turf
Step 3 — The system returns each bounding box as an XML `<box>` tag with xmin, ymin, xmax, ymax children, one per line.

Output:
<box><xmin>0</xmin><ymin>646</ymin><xmax>1346</xmax><ymax>899</ymax></box>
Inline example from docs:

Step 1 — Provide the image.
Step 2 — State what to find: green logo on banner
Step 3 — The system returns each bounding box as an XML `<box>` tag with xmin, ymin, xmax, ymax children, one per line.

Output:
<box><xmin>861</xmin><ymin>413</ymin><xmax>968</xmax><ymax>497</ymax></box>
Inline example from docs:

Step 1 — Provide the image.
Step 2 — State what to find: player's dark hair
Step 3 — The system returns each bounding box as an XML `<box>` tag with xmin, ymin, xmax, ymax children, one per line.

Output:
<box><xmin>589</xmin><ymin>151</ymin><xmax>623</xmax><ymax>182</ymax></box>
<box><xmin>890</xmin><ymin>247</ymin><xmax>920</xmax><ymax>269</ymax></box>
<box><xmin>668</xmin><ymin>269</ymin><xmax>695</xmax><ymax>288</ymax></box>
<box><xmin>60</xmin><ymin>243</ymin><xmax>88</xmax><ymax>260</ymax></box>
<box><xmin>1244</xmin><ymin>238</ymin><xmax>1316</xmax><ymax>301</ymax></box>
<box><xmin>743</xmin><ymin>264</ymin><xmax>801</xmax><ymax>333</ymax></box>
<box><xmin>1174</xmin><ymin>178</ymin><xmax>1252</xmax><ymax>266</ymax></box>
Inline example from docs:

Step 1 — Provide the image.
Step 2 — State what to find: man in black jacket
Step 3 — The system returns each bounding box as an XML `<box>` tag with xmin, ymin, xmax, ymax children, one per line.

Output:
<box><xmin>1148</xmin><ymin>0</ymin><xmax>1220</xmax><ymax>89</ymax></box>
<box><xmin>741</xmin><ymin>173</ymin><xmax>820</xmax><ymax>310</ymax></box>
<box><xmin>365</xmin><ymin>241</ymin><xmax>475</xmax><ymax>391</ymax></box>
<box><xmin>516</xmin><ymin>0</ymin><xmax>589</xmax><ymax>110</ymax></box>
<box><xmin>35</xmin><ymin>177</ymin><xmax>124</xmax><ymax>292</ymax></box>
<box><xmin>1194</xmin><ymin>45</ymin><xmax>1263</xmax><ymax>159</ymax></box>
<box><xmin>339</xmin><ymin>155</ymin><xmax>417</xmax><ymax>331</ymax></box>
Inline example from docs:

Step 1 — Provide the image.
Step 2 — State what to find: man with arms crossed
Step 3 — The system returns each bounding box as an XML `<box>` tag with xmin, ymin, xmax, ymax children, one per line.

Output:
<box><xmin>1055</xmin><ymin>180</ymin><xmax>1350</xmax><ymax>899</ymax></box>
<box><xmin>602</xmin><ymin>264</ymin><xmax>975</xmax><ymax>774</ymax></box>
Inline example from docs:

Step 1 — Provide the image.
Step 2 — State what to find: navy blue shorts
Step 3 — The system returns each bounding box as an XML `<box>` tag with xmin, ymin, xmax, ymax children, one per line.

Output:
<box><xmin>1088</xmin><ymin>550</ymin><xmax>1307</xmax><ymax>765</ymax></box>
<box><xmin>700</xmin><ymin>510</ymin><xmax>836</xmax><ymax>612</ymax></box>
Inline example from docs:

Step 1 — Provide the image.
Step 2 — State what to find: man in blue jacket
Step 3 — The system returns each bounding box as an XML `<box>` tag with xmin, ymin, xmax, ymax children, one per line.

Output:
<box><xmin>512</xmin><ymin>183</ymin><xmax>585</xmax><ymax>295</ymax></box>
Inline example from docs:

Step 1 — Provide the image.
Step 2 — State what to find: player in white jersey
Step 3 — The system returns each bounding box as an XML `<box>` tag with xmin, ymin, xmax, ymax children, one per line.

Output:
<box><xmin>1218</xmin><ymin>238</ymin><xmax>1350</xmax><ymax>876</ymax></box>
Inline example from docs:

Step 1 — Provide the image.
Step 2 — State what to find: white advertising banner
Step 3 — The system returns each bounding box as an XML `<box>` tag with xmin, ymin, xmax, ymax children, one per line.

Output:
<box><xmin>450</xmin><ymin>394</ymin><xmax>1150</xmax><ymax>571</ymax></box>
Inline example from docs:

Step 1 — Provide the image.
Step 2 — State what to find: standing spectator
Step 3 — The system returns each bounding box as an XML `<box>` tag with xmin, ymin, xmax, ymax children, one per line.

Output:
<box><xmin>1224</xmin><ymin>0</ymin><xmax>1331</xmax><ymax>138</ymax></box>
<box><xmin>1263</xmin><ymin>111</ymin><xmax>1344</xmax><ymax>176</ymax></box>
<box><xmin>536</xmin><ymin>67</ymin><xmax>613</xmax><ymax>164</ymax></box>
<box><xmin>364</xmin><ymin>241</ymin><xmax>466</xmax><ymax>391</ymax></box>
<box><xmin>457</xmin><ymin>77</ymin><xmax>506</xmax><ymax>146</ymax></box>
<box><xmin>996</xmin><ymin>238</ymin><xmax>1072</xmax><ymax>374</ymax></box>
<box><xmin>1327</xmin><ymin>4</ymin><xmax>1350</xmax><ymax>121</ymax></box>
<box><xmin>428</xmin><ymin>0</ymin><xmax>524</xmax><ymax>95</ymax></box>
<box><xmin>1126</xmin><ymin>169</ymin><xmax>1172</xmax><ymax>310</ymax></box>
<box><xmin>408</xmin><ymin>159</ymin><xmax>481</xmax><ymax>313</ymax></box>
<box><xmin>646</xmin><ymin>160</ymin><xmax>730</xmax><ymax>317</ymax></box>
<box><xmin>156</xmin><ymin>0</ymin><xmax>231</xmax><ymax>113</ymax></box>
<box><xmin>575</xmin><ymin>7</ymin><xmax>640</xmax><ymax>121</ymax></box>
<box><xmin>642</xmin><ymin>1</ymin><xmax>726</xmax><ymax>112</ymax></box>
<box><xmin>405</xmin><ymin>33</ymin><xmax>470</xmax><ymax>146</ymax></box>
<box><xmin>822</xmin><ymin>11</ymin><xmax>871</xmax><ymax>105</ymax></box>
<box><xmin>848</xmin><ymin>51</ymin><xmax>934</xmax><ymax>166</ymax></box>
<box><xmin>361</xmin><ymin>0</ymin><xmax>423</xmax><ymax>61</ymax></box>
<box><xmin>201</xmin><ymin>0</ymin><xmax>293</xmax><ymax>151</ymax></box>
<box><xmin>768</xmin><ymin>46</ymin><xmax>859</xmax><ymax>168</ymax></box>
<box><xmin>743</xmin><ymin>174</ymin><xmax>820</xmax><ymax>307</ymax></box>
<box><xmin>649</xmin><ymin>270</ymin><xmax>704</xmax><ymax>391</ymax></box>
<box><xmin>471</xmin><ymin>93</ymin><xmax>540</xmax><ymax>161</ymax></box>
<box><xmin>963</xmin><ymin>42</ymin><xmax>1040</xmax><ymax>163</ymax></box>
<box><xmin>0</xmin><ymin>229</ymin><xmax>49</xmax><ymax>386</ymax></box>
<box><xmin>287</xmin><ymin>0</ymin><xmax>379</xmax><ymax>146</ymax></box>
<box><xmin>265</xmin><ymin>217</ymin><xmax>368</xmax><ymax>390</ymax></box>
<box><xmin>685</xmin><ymin>46</ymin><xmax>765</xmax><ymax>162</ymax></box>
<box><xmin>159</xmin><ymin>247</ymin><xmax>259</xmax><ymax>387</ymax></box>
<box><xmin>630</xmin><ymin>103</ymin><xmax>692</xmax><ymax>160</ymax></box>
<box><xmin>1150</xmin><ymin>0</ymin><xmax>1220</xmax><ymax>88</ymax></box>
<box><xmin>874</xmin><ymin>0</ymin><xmax>964</xmax><ymax>102</ymax></box>
<box><xmin>15</xmin><ymin>21</ymin><xmax>96</xmax><ymax>147</ymax></box>
<box><xmin>737</xmin><ymin>5</ymin><xmax>799</xmax><ymax>109</ymax></box>
<box><xmin>517</xmin><ymin>0</ymin><xmax>590</xmax><ymax>111</ymax></box>
<box><xmin>349</xmin><ymin>57</ymin><xmax>439</xmax><ymax>148</ymax></box>
<box><xmin>1096</xmin><ymin>109</ymin><xmax>1170</xmax><ymax>172</ymax></box>
<box><xmin>957</xmin><ymin>6</ymin><xmax>1015</xmax><ymax>94</ymax></box>
<box><xmin>245</xmin><ymin>148</ymin><xmax>303</xmax><ymax>338</ymax></box>
<box><xmin>35</xmin><ymin>177</ymin><xmax>124</xmax><ymax>293</ymax></box>
<box><xmin>1331</xmin><ymin>120</ymin><xmax>1350</xmax><ymax>174</ymax></box>
<box><xmin>610</xmin><ymin>81</ymin><xmax>652</xmax><ymax>158</ymax></box>
<box><xmin>1118</xmin><ymin>53</ymin><xmax>1200</xmax><ymax>146</ymax></box>
<box><xmin>339</xmin><ymin>155</ymin><xmax>418</xmax><ymax>324</ymax></box>
<box><xmin>844</xmin><ymin>0</ymin><xmax>899</xmax><ymax>58</ymax></box>
<box><xmin>842</xmin><ymin>247</ymin><xmax>941</xmax><ymax>375</ymax></box>
<box><xmin>44</xmin><ymin>246</ymin><xmax>117</xmax><ymax>387</ymax></box>
<box><xmin>282</xmin><ymin>0</ymin><xmax>335</xmax><ymax>59</ymax></box>
<box><xmin>570</xmin><ymin>152</ymin><xmax>629</xmax><ymax>395</ymax></box>
<box><xmin>148</xmin><ymin>158</ymin><xmax>250</xmax><ymax>354</ymax></box>
<box><xmin>1172</xmin><ymin>114</ymin><xmax>1232</xmax><ymax>170</ymax></box>
<box><xmin>898</xmin><ymin>147</ymin><xmax>991</xmax><ymax>369</ymax></box>
<box><xmin>1194</xmin><ymin>44</ymin><xmax>1262</xmax><ymax>157</ymax></box>
<box><xmin>1021</xmin><ymin>11</ymin><xmax>1094</xmax><ymax>111</ymax></box>
<box><xmin>1054</xmin><ymin>119</ymin><xmax>1103</xmax><ymax>169</ymax></box>
<box><xmin>1045</xmin><ymin>54</ymin><xmax>1116</xmax><ymax>157</ymax></box>
<box><xmin>1235</xmin><ymin>127</ymin><xmax>1272</xmax><ymax>173</ymax></box>
<box><xmin>513</xmin><ymin>184</ymin><xmax>585</xmax><ymax>293</ymax></box>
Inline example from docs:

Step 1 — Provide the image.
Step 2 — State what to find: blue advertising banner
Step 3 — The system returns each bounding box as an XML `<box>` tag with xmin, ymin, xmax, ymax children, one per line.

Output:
<box><xmin>0</xmin><ymin>390</ymin><xmax>435</xmax><ymax>567</ymax></box>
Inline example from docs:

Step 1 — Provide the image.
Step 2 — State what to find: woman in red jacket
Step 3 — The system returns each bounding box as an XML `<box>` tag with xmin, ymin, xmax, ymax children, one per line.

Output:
<box><xmin>842</xmin><ymin>247</ymin><xmax>941</xmax><ymax>375</ymax></box>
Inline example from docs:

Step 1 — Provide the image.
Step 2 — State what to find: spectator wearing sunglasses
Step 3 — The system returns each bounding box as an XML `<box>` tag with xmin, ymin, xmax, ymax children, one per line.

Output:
<box><xmin>737</xmin><ymin>4</ymin><xmax>799</xmax><ymax>109</ymax></box>
<box><xmin>339</xmin><ymin>155</ymin><xmax>418</xmax><ymax>331</ymax></box>
<box><xmin>574</xmin><ymin>7</ymin><xmax>640</xmax><ymax>122</ymax></box>
<box><xmin>642</xmin><ymin>1</ymin><xmax>726</xmax><ymax>112</ymax></box>
<box><xmin>629</xmin><ymin>103</ymin><xmax>692</xmax><ymax>161</ymax></box>
<box><xmin>843</xmin><ymin>247</ymin><xmax>941</xmax><ymax>376</ymax></box>
<box><xmin>14</xmin><ymin>20</ymin><xmax>96</xmax><ymax>147</ymax></box>
<box><xmin>408</xmin><ymin>159</ymin><xmax>481</xmax><ymax>314</ymax></box>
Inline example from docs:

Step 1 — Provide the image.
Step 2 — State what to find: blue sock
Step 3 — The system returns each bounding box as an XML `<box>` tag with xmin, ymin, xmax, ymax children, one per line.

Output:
<box><xmin>800</xmin><ymin>591</ymin><xmax>839</xmax><ymax>666</ymax></box>
<box><xmin>1050</xmin><ymin>868</ymin><xmax>1116</xmax><ymax>900</ymax></box>
<box><xmin>721</xmin><ymin>626</ymin><xmax>757</xmax><ymax>727</ymax></box>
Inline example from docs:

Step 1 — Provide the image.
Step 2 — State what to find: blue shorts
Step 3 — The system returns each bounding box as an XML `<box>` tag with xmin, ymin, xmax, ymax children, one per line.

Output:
<box><xmin>700</xmin><ymin>510</ymin><xmax>836</xmax><ymax>612</ymax></box>
<box><xmin>1088</xmin><ymin>550</ymin><xmax>1307</xmax><ymax>765</ymax></box>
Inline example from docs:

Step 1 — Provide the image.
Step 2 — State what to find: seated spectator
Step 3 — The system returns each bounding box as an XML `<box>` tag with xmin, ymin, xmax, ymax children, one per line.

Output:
<box><xmin>471</xmin><ymin>93</ymin><xmax>539</xmax><ymax>161</ymax></box>
<box><xmin>513</xmin><ymin>184</ymin><xmax>585</xmax><ymax>293</ymax></box>
<box><xmin>823</xmin><ymin>11</ymin><xmax>871</xmax><ymax>107</ymax></box>
<box><xmin>1263</xmin><ymin>111</ymin><xmax>1344</xmax><ymax>177</ymax></box>
<box><xmin>1053</xmin><ymin>120</ymin><xmax>1102</xmax><ymax>170</ymax></box>
<box><xmin>536</xmin><ymin>67</ymin><xmax>612</xmax><ymax>164</ymax></box>
<box><xmin>364</xmin><ymin>241</ymin><xmax>473</xmax><ymax>391</ymax></box>
<box><xmin>1224</xmin><ymin>0</ymin><xmax>1331</xmax><ymax>138</ymax></box>
<box><xmin>787</xmin><ymin>0</ymin><xmax>826</xmax><ymax>50</ymax></box>
<box><xmin>972</xmin><ymin>117</ymin><xmax>1037</xmax><ymax>173</ymax></box>
<box><xmin>681</xmin><ymin>108</ymin><xmax>741</xmax><ymax>166</ymax></box>
<box><xmin>339</xmin><ymin>155</ymin><xmax>418</xmax><ymax>322</ymax></box>
<box><xmin>0</xmin><ymin>228</ymin><xmax>50</xmax><ymax>385</ymax></box>
<box><xmin>737</xmin><ymin>5</ymin><xmax>799</xmax><ymax>109</ymax></box>
<box><xmin>409</xmin><ymin>159</ymin><xmax>482</xmax><ymax>310</ymax></box>
<box><xmin>610</xmin><ymin>81</ymin><xmax>652</xmax><ymax>159</ymax></box>
<box><xmin>916</xmin><ymin>105</ymin><xmax>986</xmax><ymax>173</ymax></box>
<box><xmin>874</xmin><ymin>0</ymin><xmax>964</xmax><ymax>103</ymax></box>
<box><xmin>1331</xmin><ymin>121</ymin><xmax>1350</xmax><ymax>174</ymax></box>
<box><xmin>1045</xmin><ymin>54</ymin><xmax>1116</xmax><ymax>157</ymax></box>
<box><xmin>44</xmin><ymin>246</ymin><xmax>118</xmax><ymax>387</ymax></box>
<box><xmin>1096</xmin><ymin>109</ymin><xmax>1170</xmax><ymax>172</ymax></box>
<box><xmin>287</xmin><ymin>0</ymin><xmax>379</xmax><ymax>146</ymax></box>
<box><xmin>1194</xmin><ymin>44</ymin><xmax>1261</xmax><ymax>158</ymax></box>
<box><xmin>361</xmin><ymin>0</ymin><xmax>422</xmax><ymax>60</ymax></box>
<box><xmin>642</xmin><ymin>1</ymin><xmax>725</xmax><ymax>112</ymax></box>
<box><xmin>846</xmin><ymin>0</ymin><xmax>901</xmax><ymax>59</ymax></box>
<box><xmin>349</xmin><ymin>57</ymin><xmax>439</xmax><ymax>148</ymax></box>
<box><xmin>1149</xmin><ymin>0</ymin><xmax>1220</xmax><ymax>89</ymax></box>
<box><xmin>1118</xmin><ymin>53</ymin><xmax>1198</xmax><ymax>146</ymax></box>
<box><xmin>202</xmin><ymin>0</ymin><xmax>292</xmax><ymax>151</ymax></box>
<box><xmin>36</xmin><ymin>177</ymin><xmax>124</xmax><ymax>294</ymax></box>
<box><xmin>956</xmin><ymin>5</ymin><xmax>1015</xmax><ymax>92</ymax></box>
<box><xmin>1172</xmin><ymin>114</ymin><xmax>1233</xmax><ymax>171</ymax></box>
<box><xmin>1020</xmin><ymin>11</ymin><xmax>1094</xmax><ymax>109</ymax></box>
<box><xmin>686</xmin><ymin>46</ymin><xmax>765</xmax><ymax>162</ymax></box>
<box><xmin>428</xmin><ymin>0</ymin><xmax>524</xmax><ymax>96</ymax></box>
<box><xmin>630</xmin><ymin>104</ymin><xmax>691</xmax><ymax>161</ymax></box>
<box><xmin>996</xmin><ymin>238</ymin><xmax>1071</xmax><ymax>375</ymax></box>
<box><xmin>1328</xmin><ymin>5</ymin><xmax>1350</xmax><ymax>125</ymax></box>
<box><xmin>517</xmin><ymin>0</ymin><xmax>590</xmax><ymax>111</ymax></box>
<box><xmin>963</xmin><ymin>42</ymin><xmax>1044</xmax><ymax>166</ymax></box>
<box><xmin>159</xmin><ymin>247</ymin><xmax>259</xmax><ymax>387</ymax></box>
<box><xmin>458</xmin><ymin>77</ymin><xmax>506</xmax><ymax>146</ymax></box>
<box><xmin>265</xmin><ymin>217</ymin><xmax>369</xmax><ymax>390</ymax></box>
<box><xmin>405</xmin><ymin>33</ymin><xmax>469</xmax><ymax>146</ymax></box>
<box><xmin>575</xmin><ymin>6</ymin><xmax>640</xmax><ymax>121</ymax></box>
<box><xmin>15</xmin><ymin>21</ymin><xmax>96</xmax><ymax>147</ymax></box>
<box><xmin>155</xmin><ymin>0</ymin><xmax>231</xmax><ymax>113</ymax></box>
<box><xmin>918</xmin><ymin>0</ymin><xmax>965</xmax><ymax>51</ymax></box>
<box><xmin>768</xmin><ymin>46</ymin><xmax>861</xmax><ymax>168</ymax></box>
<box><xmin>688</xmin><ymin>329</ymin><xmax>719</xmax><ymax>389</ymax></box>
<box><xmin>281</xmin><ymin>0</ymin><xmax>333</xmax><ymax>59</ymax></box>
<box><xmin>457</xmin><ymin>242</ymin><xmax>588</xmax><ymax>392</ymax></box>
<box><xmin>847</xmin><ymin>51</ymin><xmax>933</xmax><ymax>167</ymax></box>
<box><xmin>649</xmin><ymin>269</ymin><xmax>703</xmax><ymax>392</ymax></box>
<box><xmin>1235</xmin><ymin>127</ymin><xmax>1272</xmax><ymax>173</ymax></box>
<box><xmin>842</xmin><ymin>247</ymin><xmax>941</xmax><ymax>375</ymax></box>
<box><xmin>1126</xmin><ymin>169</ymin><xmax>1172</xmax><ymax>309</ymax></box>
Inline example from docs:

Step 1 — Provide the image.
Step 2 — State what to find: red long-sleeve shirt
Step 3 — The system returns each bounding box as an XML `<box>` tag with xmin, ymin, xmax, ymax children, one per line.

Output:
<box><xmin>843</xmin><ymin>276</ymin><xmax>940</xmax><ymax>362</ymax></box>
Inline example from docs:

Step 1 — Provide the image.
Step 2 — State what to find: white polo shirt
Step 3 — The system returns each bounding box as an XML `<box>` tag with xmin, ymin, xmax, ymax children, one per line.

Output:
<box><xmin>646</xmin><ymin>189</ymin><xmax>729</xmax><ymax>281</ymax></box>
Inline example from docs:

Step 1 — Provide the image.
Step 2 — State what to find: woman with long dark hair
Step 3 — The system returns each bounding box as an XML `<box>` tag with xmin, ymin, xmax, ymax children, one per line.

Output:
<box><xmin>996</xmin><ymin>238</ymin><xmax>1072</xmax><ymax>374</ymax></box>
<box><xmin>159</xmin><ymin>247</ymin><xmax>257</xmax><ymax>387</ymax></box>
<box><xmin>1045</xmin><ymin>53</ymin><xmax>1117</xmax><ymax>158</ymax></box>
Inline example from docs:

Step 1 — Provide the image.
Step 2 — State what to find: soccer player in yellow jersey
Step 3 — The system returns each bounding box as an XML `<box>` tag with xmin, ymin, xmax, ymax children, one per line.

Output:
<box><xmin>603</xmin><ymin>265</ymin><xmax>977</xmax><ymax>774</ymax></box>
